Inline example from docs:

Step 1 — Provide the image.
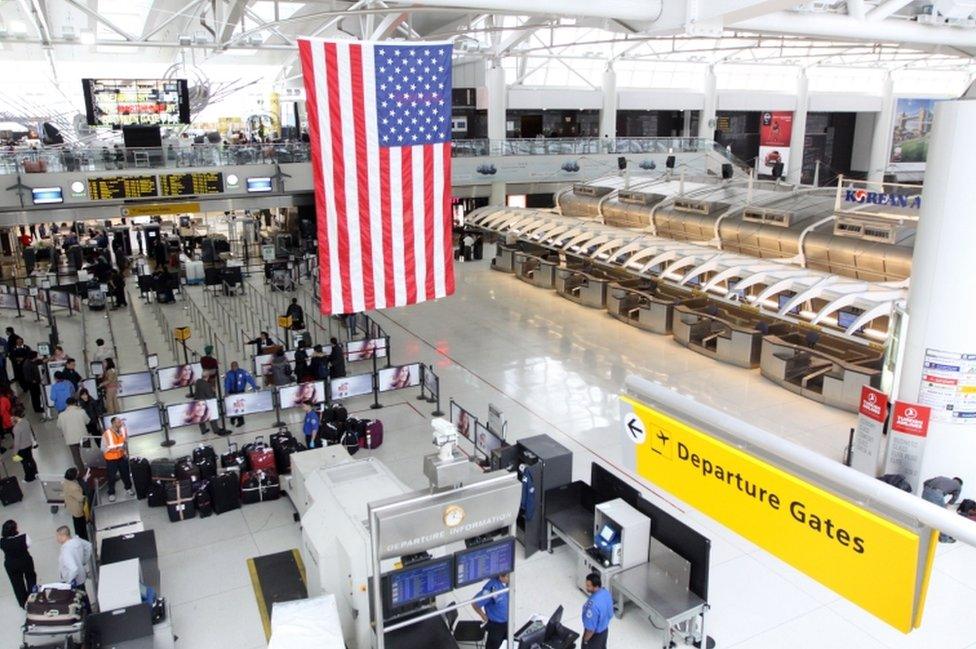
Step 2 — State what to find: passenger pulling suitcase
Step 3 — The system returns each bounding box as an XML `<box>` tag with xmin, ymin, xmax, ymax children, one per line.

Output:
<box><xmin>208</xmin><ymin>473</ymin><xmax>241</xmax><ymax>515</ymax></box>
<box><xmin>130</xmin><ymin>457</ymin><xmax>151</xmax><ymax>499</ymax></box>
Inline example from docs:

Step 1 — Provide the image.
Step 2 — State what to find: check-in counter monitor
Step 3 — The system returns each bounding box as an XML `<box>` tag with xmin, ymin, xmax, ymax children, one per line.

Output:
<box><xmin>673</xmin><ymin>302</ymin><xmax>790</xmax><ymax>368</ymax></box>
<box><xmin>607</xmin><ymin>279</ymin><xmax>697</xmax><ymax>334</ymax></box>
<box><xmin>760</xmin><ymin>330</ymin><xmax>883</xmax><ymax>411</ymax></box>
<box><xmin>555</xmin><ymin>266</ymin><xmax>614</xmax><ymax>309</ymax></box>
<box><xmin>514</xmin><ymin>250</ymin><xmax>560</xmax><ymax>289</ymax></box>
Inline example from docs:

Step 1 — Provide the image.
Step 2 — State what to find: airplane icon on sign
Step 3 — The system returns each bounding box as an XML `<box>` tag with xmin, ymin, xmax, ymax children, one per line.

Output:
<box><xmin>651</xmin><ymin>429</ymin><xmax>673</xmax><ymax>459</ymax></box>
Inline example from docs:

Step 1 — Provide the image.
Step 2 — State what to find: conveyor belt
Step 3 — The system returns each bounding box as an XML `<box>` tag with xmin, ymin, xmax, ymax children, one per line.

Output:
<box><xmin>247</xmin><ymin>549</ymin><xmax>308</xmax><ymax>640</ymax></box>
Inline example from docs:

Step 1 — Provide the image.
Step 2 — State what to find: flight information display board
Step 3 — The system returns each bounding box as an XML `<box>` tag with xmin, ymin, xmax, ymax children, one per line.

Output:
<box><xmin>159</xmin><ymin>172</ymin><xmax>224</xmax><ymax>196</ymax></box>
<box><xmin>382</xmin><ymin>557</ymin><xmax>454</xmax><ymax>611</ymax></box>
<box><xmin>88</xmin><ymin>175</ymin><xmax>158</xmax><ymax>200</ymax></box>
<box><xmin>454</xmin><ymin>538</ymin><xmax>516</xmax><ymax>588</ymax></box>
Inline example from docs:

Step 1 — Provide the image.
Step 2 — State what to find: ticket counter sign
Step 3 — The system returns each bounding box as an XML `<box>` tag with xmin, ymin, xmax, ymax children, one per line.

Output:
<box><xmin>883</xmin><ymin>401</ymin><xmax>931</xmax><ymax>491</ymax></box>
<box><xmin>620</xmin><ymin>395</ymin><xmax>924</xmax><ymax>632</ymax></box>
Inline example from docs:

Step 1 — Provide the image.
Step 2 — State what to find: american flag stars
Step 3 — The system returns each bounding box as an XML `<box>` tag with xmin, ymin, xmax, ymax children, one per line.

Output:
<box><xmin>374</xmin><ymin>43</ymin><xmax>453</xmax><ymax>146</ymax></box>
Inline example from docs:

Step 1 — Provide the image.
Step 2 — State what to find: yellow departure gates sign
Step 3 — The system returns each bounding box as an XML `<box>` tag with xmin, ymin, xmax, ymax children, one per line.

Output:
<box><xmin>173</xmin><ymin>326</ymin><xmax>191</xmax><ymax>341</ymax></box>
<box><xmin>121</xmin><ymin>202</ymin><xmax>201</xmax><ymax>217</ymax></box>
<box><xmin>620</xmin><ymin>395</ymin><xmax>923</xmax><ymax>632</ymax></box>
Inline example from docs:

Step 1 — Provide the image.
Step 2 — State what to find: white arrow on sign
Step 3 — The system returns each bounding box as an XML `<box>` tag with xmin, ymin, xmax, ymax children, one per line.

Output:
<box><xmin>623</xmin><ymin>412</ymin><xmax>645</xmax><ymax>444</ymax></box>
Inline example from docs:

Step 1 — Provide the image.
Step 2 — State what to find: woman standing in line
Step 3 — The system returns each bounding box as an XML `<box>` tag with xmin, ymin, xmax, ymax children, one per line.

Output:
<box><xmin>11</xmin><ymin>407</ymin><xmax>37</xmax><ymax>482</ymax></box>
<box><xmin>99</xmin><ymin>359</ymin><xmax>120</xmax><ymax>414</ymax></box>
<box><xmin>0</xmin><ymin>519</ymin><xmax>36</xmax><ymax>608</ymax></box>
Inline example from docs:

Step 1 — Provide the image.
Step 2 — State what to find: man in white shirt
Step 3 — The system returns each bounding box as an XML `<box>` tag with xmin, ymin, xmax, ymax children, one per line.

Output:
<box><xmin>56</xmin><ymin>526</ymin><xmax>92</xmax><ymax>590</ymax></box>
<box><xmin>57</xmin><ymin>397</ymin><xmax>90</xmax><ymax>474</ymax></box>
<box><xmin>92</xmin><ymin>338</ymin><xmax>109</xmax><ymax>364</ymax></box>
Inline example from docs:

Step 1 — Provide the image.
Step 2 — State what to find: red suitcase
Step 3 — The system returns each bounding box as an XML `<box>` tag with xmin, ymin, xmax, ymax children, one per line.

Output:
<box><xmin>358</xmin><ymin>419</ymin><xmax>383</xmax><ymax>449</ymax></box>
<box><xmin>247</xmin><ymin>445</ymin><xmax>276</xmax><ymax>474</ymax></box>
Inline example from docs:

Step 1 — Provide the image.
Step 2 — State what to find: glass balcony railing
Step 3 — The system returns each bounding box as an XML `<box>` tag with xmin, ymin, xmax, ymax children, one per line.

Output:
<box><xmin>0</xmin><ymin>137</ymin><xmax>719</xmax><ymax>175</ymax></box>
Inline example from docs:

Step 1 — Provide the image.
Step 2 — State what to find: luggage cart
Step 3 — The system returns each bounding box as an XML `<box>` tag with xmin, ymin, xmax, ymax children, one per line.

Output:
<box><xmin>40</xmin><ymin>477</ymin><xmax>65</xmax><ymax>514</ymax></box>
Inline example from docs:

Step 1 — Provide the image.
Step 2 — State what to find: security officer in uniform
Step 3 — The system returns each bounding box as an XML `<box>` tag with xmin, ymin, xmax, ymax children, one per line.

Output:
<box><xmin>472</xmin><ymin>572</ymin><xmax>509</xmax><ymax>649</ymax></box>
<box><xmin>581</xmin><ymin>572</ymin><xmax>613</xmax><ymax>649</ymax></box>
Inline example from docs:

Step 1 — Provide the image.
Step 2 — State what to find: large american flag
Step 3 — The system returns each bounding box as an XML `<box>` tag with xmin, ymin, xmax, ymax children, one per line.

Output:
<box><xmin>298</xmin><ymin>38</ymin><xmax>455</xmax><ymax>315</ymax></box>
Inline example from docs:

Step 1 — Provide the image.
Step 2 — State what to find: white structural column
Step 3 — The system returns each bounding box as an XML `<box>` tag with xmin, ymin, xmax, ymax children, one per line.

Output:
<box><xmin>867</xmin><ymin>73</ymin><xmax>894</xmax><ymax>183</ymax></box>
<box><xmin>600</xmin><ymin>66</ymin><xmax>617</xmax><ymax>141</ymax></box>
<box><xmin>894</xmin><ymin>100</ymin><xmax>976</xmax><ymax>494</ymax></box>
<box><xmin>486</xmin><ymin>61</ymin><xmax>507</xmax><ymax>205</ymax></box>
<box><xmin>788</xmin><ymin>69</ymin><xmax>808</xmax><ymax>184</ymax></box>
<box><xmin>698</xmin><ymin>65</ymin><xmax>717</xmax><ymax>140</ymax></box>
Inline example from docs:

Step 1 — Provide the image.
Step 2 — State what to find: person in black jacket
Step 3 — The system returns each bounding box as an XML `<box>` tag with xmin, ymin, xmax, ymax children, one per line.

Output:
<box><xmin>76</xmin><ymin>388</ymin><xmax>103</xmax><ymax>439</ymax></box>
<box><xmin>285</xmin><ymin>298</ymin><xmax>304</xmax><ymax>330</ymax></box>
<box><xmin>61</xmin><ymin>358</ymin><xmax>82</xmax><ymax>391</ymax></box>
<box><xmin>21</xmin><ymin>354</ymin><xmax>43</xmax><ymax>414</ymax></box>
<box><xmin>328</xmin><ymin>337</ymin><xmax>346</xmax><ymax>378</ymax></box>
<box><xmin>8</xmin><ymin>338</ymin><xmax>30</xmax><ymax>390</ymax></box>
<box><xmin>0</xmin><ymin>519</ymin><xmax>36</xmax><ymax>608</ymax></box>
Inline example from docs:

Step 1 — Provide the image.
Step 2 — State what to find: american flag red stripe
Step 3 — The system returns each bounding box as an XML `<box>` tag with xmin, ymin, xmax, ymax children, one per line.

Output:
<box><xmin>299</xmin><ymin>38</ymin><xmax>455</xmax><ymax>315</ymax></box>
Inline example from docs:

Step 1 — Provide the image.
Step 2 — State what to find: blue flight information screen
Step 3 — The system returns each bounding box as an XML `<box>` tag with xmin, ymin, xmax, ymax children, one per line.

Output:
<box><xmin>454</xmin><ymin>538</ymin><xmax>516</xmax><ymax>588</ymax></box>
<box><xmin>385</xmin><ymin>557</ymin><xmax>454</xmax><ymax>609</ymax></box>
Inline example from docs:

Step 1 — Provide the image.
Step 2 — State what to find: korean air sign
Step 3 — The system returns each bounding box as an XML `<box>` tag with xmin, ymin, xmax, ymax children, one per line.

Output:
<box><xmin>844</xmin><ymin>189</ymin><xmax>921</xmax><ymax>209</ymax></box>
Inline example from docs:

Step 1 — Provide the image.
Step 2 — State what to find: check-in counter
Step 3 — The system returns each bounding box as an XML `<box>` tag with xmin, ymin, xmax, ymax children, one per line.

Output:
<box><xmin>606</xmin><ymin>280</ymin><xmax>699</xmax><ymax>334</ymax></box>
<box><xmin>673</xmin><ymin>303</ymin><xmax>790</xmax><ymax>368</ymax></box>
<box><xmin>555</xmin><ymin>267</ymin><xmax>614</xmax><ymax>308</ymax></box>
<box><xmin>514</xmin><ymin>251</ymin><xmax>560</xmax><ymax>289</ymax></box>
<box><xmin>760</xmin><ymin>332</ymin><xmax>883</xmax><ymax>411</ymax></box>
<box><xmin>491</xmin><ymin>243</ymin><xmax>517</xmax><ymax>273</ymax></box>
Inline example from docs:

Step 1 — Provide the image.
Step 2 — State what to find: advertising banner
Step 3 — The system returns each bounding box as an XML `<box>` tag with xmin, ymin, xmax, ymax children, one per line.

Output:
<box><xmin>345</xmin><ymin>338</ymin><xmax>388</xmax><ymax>362</ymax></box>
<box><xmin>223</xmin><ymin>390</ymin><xmax>275</xmax><ymax>416</ymax></box>
<box><xmin>450</xmin><ymin>401</ymin><xmax>477</xmax><ymax>442</ymax></box>
<box><xmin>157</xmin><ymin>363</ymin><xmax>202</xmax><ymax>391</ymax></box>
<box><xmin>102</xmin><ymin>406</ymin><xmax>163</xmax><ymax>437</ymax></box>
<box><xmin>850</xmin><ymin>387</ymin><xmax>889</xmax><ymax>476</ymax></box>
<box><xmin>758</xmin><ymin>111</ymin><xmax>793</xmax><ymax>177</ymax></box>
<box><xmin>279</xmin><ymin>381</ymin><xmax>327</xmax><ymax>409</ymax></box>
<box><xmin>889</xmin><ymin>98</ymin><xmax>936</xmax><ymax>172</ymax></box>
<box><xmin>917</xmin><ymin>348</ymin><xmax>976</xmax><ymax>424</ymax></box>
<box><xmin>329</xmin><ymin>373</ymin><xmax>373</xmax><ymax>401</ymax></box>
<box><xmin>883</xmin><ymin>401</ymin><xmax>931</xmax><ymax>491</ymax></box>
<box><xmin>116</xmin><ymin>371</ymin><xmax>155</xmax><ymax>396</ymax></box>
<box><xmin>165</xmin><ymin>399</ymin><xmax>220</xmax><ymax>427</ymax></box>
<box><xmin>377</xmin><ymin>364</ymin><xmax>421</xmax><ymax>392</ymax></box>
<box><xmin>620</xmin><ymin>395</ymin><xmax>924</xmax><ymax>632</ymax></box>
<box><xmin>423</xmin><ymin>364</ymin><xmax>438</xmax><ymax>397</ymax></box>
<box><xmin>253</xmin><ymin>350</ymin><xmax>297</xmax><ymax>380</ymax></box>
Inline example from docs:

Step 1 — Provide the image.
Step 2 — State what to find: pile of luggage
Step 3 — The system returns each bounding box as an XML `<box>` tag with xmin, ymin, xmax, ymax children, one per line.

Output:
<box><xmin>23</xmin><ymin>583</ymin><xmax>88</xmax><ymax>647</ymax></box>
<box><xmin>130</xmin><ymin>428</ymin><xmax>307</xmax><ymax>523</ymax></box>
<box><xmin>318</xmin><ymin>403</ymin><xmax>383</xmax><ymax>454</ymax></box>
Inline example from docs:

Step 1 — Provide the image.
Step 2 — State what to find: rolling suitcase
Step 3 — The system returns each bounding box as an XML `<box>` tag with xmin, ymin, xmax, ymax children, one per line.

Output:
<box><xmin>208</xmin><ymin>473</ymin><xmax>240</xmax><ymax>514</ymax></box>
<box><xmin>341</xmin><ymin>429</ymin><xmax>361</xmax><ymax>456</ymax></box>
<box><xmin>246</xmin><ymin>443</ymin><xmax>276</xmax><ymax>474</ymax></box>
<box><xmin>360</xmin><ymin>419</ymin><xmax>384</xmax><ymax>449</ymax></box>
<box><xmin>330</xmin><ymin>403</ymin><xmax>348</xmax><ymax>423</ymax></box>
<box><xmin>130</xmin><ymin>457</ymin><xmax>151</xmax><ymax>499</ymax></box>
<box><xmin>174</xmin><ymin>457</ymin><xmax>202</xmax><ymax>484</ymax></box>
<box><xmin>150</xmin><ymin>458</ymin><xmax>176</xmax><ymax>480</ymax></box>
<box><xmin>191</xmin><ymin>445</ymin><xmax>217</xmax><ymax>466</ymax></box>
<box><xmin>220</xmin><ymin>442</ymin><xmax>246</xmax><ymax>472</ymax></box>
<box><xmin>271</xmin><ymin>431</ymin><xmax>305</xmax><ymax>475</ymax></box>
<box><xmin>0</xmin><ymin>475</ymin><xmax>23</xmax><ymax>506</ymax></box>
<box><xmin>322</xmin><ymin>421</ymin><xmax>345</xmax><ymax>446</ymax></box>
<box><xmin>194</xmin><ymin>489</ymin><xmax>213</xmax><ymax>518</ymax></box>
<box><xmin>147</xmin><ymin>480</ymin><xmax>167</xmax><ymax>507</ymax></box>
<box><xmin>241</xmin><ymin>470</ymin><xmax>281</xmax><ymax>504</ymax></box>
<box><xmin>165</xmin><ymin>480</ymin><xmax>196</xmax><ymax>522</ymax></box>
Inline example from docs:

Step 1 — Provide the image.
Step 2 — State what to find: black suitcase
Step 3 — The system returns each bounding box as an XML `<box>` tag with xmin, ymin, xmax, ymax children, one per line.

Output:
<box><xmin>194</xmin><ymin>489</ymin><xmax>213</xmax><ymax>518</ymax></box>
<box><xmin>194</xmin><ymin>457</ymin><xmax>218</xmax><ymax>481</ymax></box>
<box><xmin>241</xmin><ymin>470</ymin><xmax>281</xmax><ymax>504</ymax></box>
<box><xmin>208</xmin><ymin>474</ymin><xmax>241</xmax><ymax>515</ymax></box>
<box><xmin>330</xmin><ymin>403</ymin><xmax>348</xmax><ymax>423</ymax></box>
<box><xmin>341</xmin><ymin>429</ymin><xmax>361</xmax><ymax>456</ymax></box>
<box><xmin>130</xmin><ymin>457</ymin><xmax>151</xmax><ymax>499</ymax></box>
<box><xmin>150</xmin><ymin>458</ymin><xmax>176</xmax><ymax>480</ymax></box>
<box><xmin>220</xmin><ymin>442</ymin><xmax>246</xmax><ymax>472</ymax></box>
<box><xmin>165</xmin><ymin>480</ymin><xmax>195</xmax><ymax>522</ymax></box>
<box><xmin>147</xmin><ymin>480</ymin><xmax>167</xmax><ymax>507</ymax></box>
<box><xmin>192</xmin><ymin>445</ymin><xmax>217</xmax><ymax>466</ymax></box>
<box><xmin>322</xmin><ymin>421</ymin><xmax>345</xmax><ymax>446</ymax></box>
<box><xmin>174</xmin><ymin>457</ymin><xmax>202</xmax><ymax>483</ymax></box>
<box><xmin>0</xmin><ymin>476</ymin><xmax>22</xmax><ymax>506</ymax></box>
<box><xmin>271</xmin><ymin>431</ymin><xmax>305</xmax><ymax>475</ymax></box>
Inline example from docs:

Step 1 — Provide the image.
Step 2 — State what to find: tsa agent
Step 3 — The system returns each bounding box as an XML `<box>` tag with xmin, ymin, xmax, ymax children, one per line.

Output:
<box><xmin>224</xmin><ymin>361</ymin><xmax>259</xmax><ymax>427</ymax></box>
<box><xmin>581</xmin><ymin>572</ymin><xmax>613</xmax><ymax>649</ymax></box>
<box><xmin>301</xmin><ymin>401</ymin><xmax>320</xmax><ymax>448</ymax></box>
<box><xmin>472</xmin><ymin>572</ymin><xmax>509</xmax><ymax>649</ymax></box>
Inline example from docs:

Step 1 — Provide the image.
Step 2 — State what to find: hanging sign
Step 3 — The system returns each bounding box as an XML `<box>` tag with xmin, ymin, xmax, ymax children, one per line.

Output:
<box><xmin>883</xmin><ymin>401</ymin><xmax>931</xmax><ymax>491</ymax></box>
<box><xmin>850</xmin><ymin>386</ymin><xmax>889</xmax><ymax>476</ymax></box>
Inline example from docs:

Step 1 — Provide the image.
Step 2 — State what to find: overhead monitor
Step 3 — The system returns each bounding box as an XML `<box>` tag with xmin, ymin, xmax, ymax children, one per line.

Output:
<box><xmin>837</xmin><ymin>309</ymin><xmax>859</xmax><ymax>330</ymax></box>
<box><xmin>475</xmin><ymin>422</ymin><xmax>503</xmax><ymax>458</ymax></box>
<box><xmin>82</xmin><ymin>78</ymin><xmax>190</xmax><ymax>127</ymax></box>
<box><xmin>102</xmin><ymin>406</ymin><xmax>163</xmax><ymax>437</ymax></box>
<box><xmin>454</xmin><ymin>537</ymin><xmax>516</xmax><ymax>588</ymax></box>
<box><xmin>246</xmin><ymin>177</ymin><xmax>273</xmax><ymax>193</ymax></box>
<box><xmin>223</xmin><ymin>390</ymin><xmax>274</xmax><ymax>417</ymax></box>
<box><xmin>32</xmin><ymin>187</ymin><xmax>63</xmax><ymax>205</ymax></box>
<box><xmin>159</xmin><ymin>172</ymin><xmax>224</xmax><ymax>196</ymax></box>
<box><xmin>165</xmin><ymin>399</ymin><xmax>219</xmax><ymax>427</ymax></box>
<box><xmin>777</xmin><ymin>293</ymin><xmax>800</xmax><ymax>316</ymax></box>
<box><xmin>116</xmin><ymin>371</ymin><xmax>155</xmax><ymax>397</ymax></box>
<box><xmin>278</xmin><ymin>381</ymin><xmax>326</xmax><ymax>409</ymax></box>
<box><xmin>382</xmin><ymin>556</ymin><xmax>454</xmax><ymax>612</ymax></box>
<box><xmin>87</xmin><ymin>176</ymin><xmax>158</xmax><ymax>201</ymax></box>
<box><xmin>156</xmin><ymin>363</ymin><xmax>202</xmax><ymax>391</ymax></box>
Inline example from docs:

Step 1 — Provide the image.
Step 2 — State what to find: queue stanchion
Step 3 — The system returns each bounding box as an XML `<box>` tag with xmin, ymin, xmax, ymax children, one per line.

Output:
<box><xmin>160</xmin><ymin>407</ymin><xmax>176</xmax><ymax>448</ymax></box>
<box><xmin>428</xmin><ymin>364</ymin><xmax>444</xmax><ymax>417</ymax></box>
<box><xmin>272</xmin><ymin>388</ymin><xmax>286</xmax><ymax>428</ymax></box>
<box><xmin>370</xmin><ymin>353</ymin><xmax>382</xmax><ymax>410</ymax></box>
<box><xmin>384</xmin><ymin>335</ymin><xmax>392</xmax><ymax>369</ymax></box>
<box><xmin>417</xmin><ymin>365</ymin><xmax>428</xmax><ymax>402</ymax></box>
<box><xmin>12</xmin><ymin>274</ymin><xmax>22</xmax><ymax>318</ymax></box>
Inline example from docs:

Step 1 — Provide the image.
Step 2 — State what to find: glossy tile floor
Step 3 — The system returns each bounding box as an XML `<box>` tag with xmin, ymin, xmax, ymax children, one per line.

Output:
<box><xmin>0</xmin><ymin>250</ymin><xmax>972</xmax><ymax>649</ymax></box>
